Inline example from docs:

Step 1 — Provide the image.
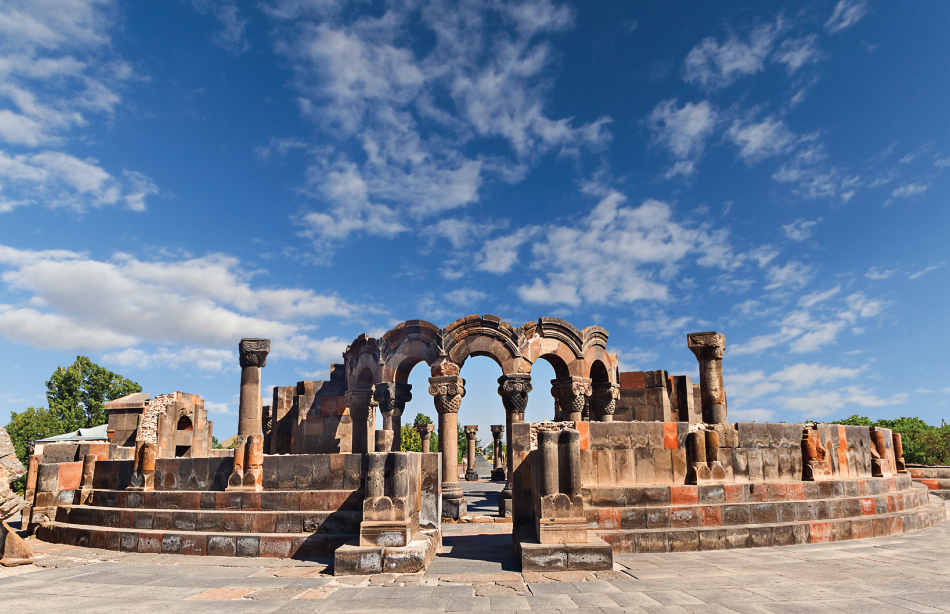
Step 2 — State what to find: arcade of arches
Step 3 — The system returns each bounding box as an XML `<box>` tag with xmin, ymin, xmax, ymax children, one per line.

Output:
<box><xmin>260</xmin><ymin>315</ymin><xmax>728</xmax><ymax>519</ymax></box>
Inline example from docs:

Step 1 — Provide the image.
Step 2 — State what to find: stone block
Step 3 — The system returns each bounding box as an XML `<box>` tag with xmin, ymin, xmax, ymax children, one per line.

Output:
<box><xmin>619</xmin><ymin>507</ymin><xmax>646</xmax><ymax>529</ymax></box>
<box><xmin>732</xmin><ymin>450</ymin><xmax>749</xmax><ymax>483</ymax></box>
<box><xmin>636</xmin><ymin>531</ymin><xmax>669</xmax><ymax>553</ymax></box>
<box><xmin>749</xmin><ymin>526</ymin><xmax>774</xmax><ymax>548</ymax></box>
<box><xmin>671</xmin><ymin>507</ymin><xmax>700</xmax><ymax>528</ymax></box>
<box><xmin>646</xmin><ymin>507</ymin><xmax>670</xmax><ymax>528</ymax></box>
<box><xmin>653</xmin><ymin>450</ymin><xmax>674</xmax><ymax>485</ymax></box>
<box><xmin>335</xmin><ymin>542</ymin><xmax>384</xmax><ymax>575</ymax></box>
<box><xmin>762</xmin><ymin>450</ymin><xmax>780</xmax><ymax>482</ymax></box>
<box><xmin>520</xmin><ymin>542</ymin><xmax>568</xmax><ymax>571</ymax></box>
<box><xmin>699</xmin><ymin>528</ymin><xmax>727</xmax><ymax>550</ymax></box>
<box><xmin>566</xmin><ymin>537</ymin><xmax>613</xmax><ymax>571</ymax></box>
<box><xmin>613</xmin><ymin>449</ymin><xmax>635</xmax><ymax>484</ymax></box>
<box><xmin>671</xmin><ymin>448</ymin><xmax>688</xmax><ymax>484</ymax></box>
<box><xmin>701</xmin><ymin>506</ymin><xmax>723</xmax><ymax>527</ymax></box>
<box><xmin>747</xmin><ymin>449</ymin><xmax>765</xmax><ymax>482</ymax></box>
<box><xmin>722</xmin><ymin>505</ymin><xmax>750</xmax><ymax>525</ymax></box>
<box><xmin>634</xmin><ymin>448</ymin><xmax>655</xmax><ymax>485</ymax></box>
<box><xmin>725</xmin><ymin>527</ymin><xmax>751</xmax><ymax>548</ymax></box>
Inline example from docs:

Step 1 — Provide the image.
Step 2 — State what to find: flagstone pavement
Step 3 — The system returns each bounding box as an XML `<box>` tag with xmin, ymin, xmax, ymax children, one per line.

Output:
<box><xmin>2</xmin><ymin>497</ymin><xmax>949</xmax><ymax>614</ymax></box>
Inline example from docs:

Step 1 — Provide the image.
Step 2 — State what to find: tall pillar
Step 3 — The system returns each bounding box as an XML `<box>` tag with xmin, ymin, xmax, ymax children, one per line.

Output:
<box><xmin>374</xmin><ymin>383</ymin><xmax>397</xmax><ymax>435</ymax></box>
<box><xmin>551</xmin><ymin>376</ymin><xmax>592</xmax><ymax>422</ymax></box>
<box><xmin>416</xmin><ymin>423</ymin><xmax>434</xmax><ymax>453</ymax></box>
<box><xmin>346</xmin><ymin>389</ymin><xmax>376</xmax><ymax>454</ymax></box>
<box><xmin>429</xmin><ymin>371</ymin><xmax>466</xmax><ymax>519</ymax></box>
<box><xmin>497</xmin><ymin>373</ymin><xmax>531</xmax><ymax>517</ymax></box>
<box><xmin>490</xmin><ymin>425</ymin><xmax>505</xmax><ymax>481</ymax></box>
<box><xmin>464</xmin><ymin>426</ymin><xmax>479</xmax><ymax>481</ymax></box>
<box><xmin>590</xmin><ymin>382</ymin><xmax>620</xmax><ymax>422</ymax></box>
<box><xmin>238</xmin><ymin>338</ymin><xmax>270</xmax><ymax>437</ymax></box>
<box><xmin>393</xmin><ymin>383</ymin><xmax>412</xmax><ymax>451</ymax></box>
<box><xmin>687</xmin><ymin>332</ymin><xmax>728</xmax><ymax>425</ymax></box>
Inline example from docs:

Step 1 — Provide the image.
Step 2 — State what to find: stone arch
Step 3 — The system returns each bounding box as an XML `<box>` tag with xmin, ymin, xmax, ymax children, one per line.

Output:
<box><xmin>344</xmin><ymin>334</ymin><xmax>380</xmax><ymax>389</ymax></box>
<box><xmin>377</xmin><ymin>320</ymin><xmax>443</xmax><ymax>384</ymax></box>
<box><xmin>442</xmin><ymin>314</ymin><xmax>528</xmax><ymax>374</ymax></box>
<box><xmin>176</xmin><ymin>415</ymin><xmax>193</xmax><ymax>431</ymax></box>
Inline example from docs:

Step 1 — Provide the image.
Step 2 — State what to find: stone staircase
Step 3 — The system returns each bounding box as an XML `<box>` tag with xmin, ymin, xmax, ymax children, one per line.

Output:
<box><xmin>584</xmin><ymin>475</ymin><xmax>946</xmax><ymax>553</ymax></box>
<box><xmin>908</xmin><ymin>465</ymin><xmax>950</xmax><ymax>500</ymax></box>
<box><xmin>37</xmin><ymin>488</ymin><xmax>362</xmax><ymax>557</ymax></box>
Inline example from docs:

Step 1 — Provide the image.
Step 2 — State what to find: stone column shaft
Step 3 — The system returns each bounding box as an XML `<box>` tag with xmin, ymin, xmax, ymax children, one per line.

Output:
<box><xmin>430</xmin><ymin>373</ymin><xmax>466</xmax><ymax>518</ymax></box>
<box><xmin>497</xmin><ymin>374</ymin><xmax>531</xmax><ymax>512</ymax></box>
<box><xmin>415</xmin><ymin>423</ymin><xmax>434</xmax><ymax>453</ymax></box>
<box><xmin>347</xmin><ymin>389</ymin><xmax>376</xmax><ymax>454</ymax></box>
<box><xmin>687</xmin><ymin>332</ymin><xmax>728</xmax><ymax>425</ymax></box>
<box><xmin>464</xmin><ymin>425</ymin><xmax>479</xmax><ymax>482</ymax></box>
<box><xmin>238</xmin><ymin>338</ymin><xmax>270</xmax><ymax>438</ymax></box>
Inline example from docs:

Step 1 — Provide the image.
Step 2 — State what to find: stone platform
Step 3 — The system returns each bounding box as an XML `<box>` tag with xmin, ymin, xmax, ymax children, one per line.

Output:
<box><xmin>909</xmin><ymin>465</ymin><xmax>950</xmax><ymax>500</ymax></box>
<box><xmin>4</xmin><ymin>502</ymin><xmax>950</xmax><ymax>613</ymax></box>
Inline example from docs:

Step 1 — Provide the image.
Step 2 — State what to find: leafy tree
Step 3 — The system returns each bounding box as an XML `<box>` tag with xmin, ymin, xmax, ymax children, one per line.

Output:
<box><xmin>212</xmin><ymin>436</ymin><xmax>221</xmax><ymax>449</ymax></box>
<box><xmin>46</xmin><ymin>356</ymin><xmax>142</xmax><ymax>433</ymax></box>
<box><xmin>4</xmin><ymin>357</ymin><xmax>141</xmax><ymax>494</ymax></box>
<box><xmin>401</xmin><ymin>413</ymin><xmax>438</xmax><ymax>452</ymax></box>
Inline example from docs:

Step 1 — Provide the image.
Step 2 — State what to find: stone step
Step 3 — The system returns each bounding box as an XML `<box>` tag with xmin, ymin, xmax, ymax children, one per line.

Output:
<box><xmin>82</xmin><ymin>489</ymin><xmax>363</xmax><ymax>512</ymax></box>
<box><xmin>593</xmin><ymin>499</ymin><xmax>947</xmax><ymax>554</ymax></box>
<box><xmin>55</xmin><ymin>504</ymin><xmax>362</xmax><ymax>534</ymax></box>
<box><xmin>584</xmin><ymin>485</ymin><xmax>931</xmax><ymax>531</ymax></box>
<box><xmin>36</xmin><ymin>521</ymin><xmax>354</xmax><ymax>558</ymax></box>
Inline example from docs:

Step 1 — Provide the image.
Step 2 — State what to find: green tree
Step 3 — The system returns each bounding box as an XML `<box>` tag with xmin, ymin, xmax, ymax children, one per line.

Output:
<box><xmin>401</xmin><ymin>413</ymin><xmax>438</xmax><ymax>452</ymax></box>
<box><xmin>46</xmin><ymin>356</ymin><xmax>142</xmax><ymax>433</ymax></box>
<box><xmin>4</xmin><ymin>357</ymin><xmax>141</xmax><ymax>494</ymax></box>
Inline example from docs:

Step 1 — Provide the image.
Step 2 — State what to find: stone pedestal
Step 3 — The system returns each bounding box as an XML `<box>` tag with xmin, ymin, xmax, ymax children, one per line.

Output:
<box><xmin>127</xmin><ymin>441</ymin><xmax>156</xmax><ymax>492</ymax></box>
<box><xmin>551</xmin><ymin>377</ymin><xmax>592</xmax><ymax>422</ymax></box>
<box><xmin>226</xmin><ymin>435</ymin><xmax>264</xmax><ymax>491</ymax></box>
<box><xmin>802</xmin><ymin>427</ymin><xmax>833</xmax><ymax>481</ymax></box>
<box><xmin>237</xmin><ymin>338</ymin><xmax>270</xmax><ymax>438</ymax></box>
<box><xmin>464</xmin><ymin>425</ymin><xmax>479</xmax><ymax>482</ymax></box>
<box><xmin>375</xmin><ymin>383</ymin><xmax>413</xmax><ymax>451</ymax></box>
<box><xmin>687</xmin><ymin>332</ymin><xmax>728</xmax><ymax>425</ymax></box>
<box><xmin>430</xmin><ymin>369</ymin><xmax>466</xmax><ymax>519</ymax></box>
<box><xmin>893</xmin><ymin>432</ymin><xmax>907</xmax><ymax>474</ymax></box>
<box><xmin>490</xmin><ymin>425</ymin><xmax>505</xmax><ymax>481</ymax></box>
<box><xmin>498</xmin><ymin>374</ymin><xmax>531</xmax><ymax>517</ymax></box>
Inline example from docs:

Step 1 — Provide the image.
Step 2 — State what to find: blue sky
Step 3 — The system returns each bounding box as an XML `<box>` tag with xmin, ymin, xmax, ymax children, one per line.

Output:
<box><xmin>1</xmin><ymin>0</ymin><xmax>948</xmax><ymax>444</ymax></box>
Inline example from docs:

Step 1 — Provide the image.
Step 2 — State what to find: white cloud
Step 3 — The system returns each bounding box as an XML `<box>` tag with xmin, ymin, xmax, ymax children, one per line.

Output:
<box><xmin>0</xmin><ymin>245</ymin><xmax>357</xmax><ymax>362</ymax></box>
<box><xmin>782</xmin><ymin>218</ymin><xmax>821</xmax><ymax>242</ymax></box>
<box><xmin>909</xmin><ymin>263</ymin><xmax>944</xmax><ymax>280</ymax></box>
<box><xmin>509</xmin><ymin>193</ymin><xmax>738</xmax><ymax>307</ymax></box>
<box><xmin>682</xmin><ymin>20</ymin><xmax>782</xmax><ymax>90</ymax></box>
<box><xmin>781</xmin><ymin>387</ymin><xmax>906</xmax><ymax>418</ymax></box>
<box><xmin>725</xmin><ymin>115</ymin><xmax>797</xmax><ymax>163</ymax></box>
<box><xmin>267</xmin><ymin>0</ymin><xmax>611</xmax><ymax>249</ymax></box>
<box><xmin>648</xmin><ymin>99</ymin><xmax>717</xmax><ymax>176</ymax></box>
<box><xmin>204</xmin><ymin>402</ymin><xmax>233</xmax><ymax>415</ymax></box>
<box><xmin>729</xmin><ymin>408</ymin><xmax>775</xmax><ymax>422</ymax></box>
<box><xmin>474</xmin><ymin>226</ymin><xmax>541</xmax><ymax>274</ymax></box>
<box><xmin>189</xmin><ymin>1</ymin><xmax>249</xmax><ymax>53</ymax></box>
<box><xmin>865</xmin><ymin>266</ymin><xmax>897</xmax><ymax>280</ymax></box>
<box><xmin>633</xmin><ymin>313</ymin><xmax>693</xmax><ymax>338</ymax></box>
<box><xmin>825</xmin><ymin>0</ymin><xmax>869</xmax><ymax>34</ymax></box>
<box><xmin>732</xmin><ymin>291</ymin><xmax>886</xmax><ymax>356</ymax></box>
<box><xmin>935</xmin><ymin>157</ymin><xmax>950</xmax><ymax>168</ymax></box>
<box><xmin>0</xmin><ymin>0</ymin><xmax>156</xmax><ymax>213</ymax></box>
<box><xmin>765</xmin><ymin>261</ymin><xmax>813</xmax><ymax>291</ymax></box>
<box><xmin>890</xmin><ymin>182</ymin><xmax>929</xmax><ymax>199</ymax></box>
<box><xmin>773</xmin><ymin>35</ymin><xmax>823</xmax><ymax>73</ymax></box>
<box><xmin>445</xmin><ymin>288</ymin><xmax>488</xmax><ymax>306</ymax></box>
<box><xmin>102</xmin><ymin>347</ymin><xmax>235</xmax><ymax>373</ymax></box>
<box><xmin>772</xmin><ymin>144</ymin><xmax>860</xmax><ymax>201</ymax></box>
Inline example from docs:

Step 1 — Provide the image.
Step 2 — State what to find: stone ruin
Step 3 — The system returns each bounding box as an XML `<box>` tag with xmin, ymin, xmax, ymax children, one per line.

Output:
<box><xmin>17</xmin><ymin>315</ymin><xmax>947</xmax><ymax>574</ymax></box>
<box><xmin>105</xmin><ymin>391</ymin><xmax>215</xmax><ymax>458</ymax></box>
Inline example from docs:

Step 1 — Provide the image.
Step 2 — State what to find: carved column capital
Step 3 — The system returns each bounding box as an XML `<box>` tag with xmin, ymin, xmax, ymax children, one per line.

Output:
<box><xmin>346</xmin><ymin>388</ymin><xmax>376</xmax><ymax>420</ymax></box>
<box><xmin>590</xmin><ymin>382</ymin><xmax>620</xmax><ymax>419</ymax></box>
<box><xmin>687</xmin><ymin>331</ymin><xmax>725</xmax><ymax>361</ymax></box>
<box><xmin>415</xmin><ymin>423</ymin><xmax>434</xmax><ymax>439</ymax></box>
<box><xmin>373</xmin><ymin>383</ymin><xmax>399</xmax><ymax>418</ymax></box>
<box><xmin>239</xmin><ymin>338</ymin><xmax>270</xmax><ymax>368</ymax></box>
<box><xmin>497</xmin><ymin>373</ymin><xmax>532</xmax><ymax>414</ymax></box>
<box><xmin>428</xmin><ymin>376</ymin><xmax>465</xmax><ymax>414</ymax></box>
<box><xmin>551</xmin><ymin>376</ymin><xmax>592</xmax><ymax>417</ymax></box>
<box><xmin>464</xmin><ymin>425</ymin><xmax>478</xmax><ymax>440</ymax></box>
<box><xmin>393</xmin><ymin>382</ymin><xmax>412</xmax><ymax>418</ymax></box>
<box><xmin>490</xmin><ymin>424</ymin><xmax>504</xmax><ymax>439</ymax></box>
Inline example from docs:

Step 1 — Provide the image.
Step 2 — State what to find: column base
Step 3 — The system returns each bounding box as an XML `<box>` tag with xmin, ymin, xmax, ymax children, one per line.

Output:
<box><xmin>491</xmin><ymin>468</ymin><xmax>507</xmax><ymax>481</ymax></box>
<box><xmin>499</xmin><ymin>497</ymin><xmax>514</xmax><ymax>518</ymax></box>
<box><xmin>442</xmin><ymin>495</ymin><xmax>467</xmax><ymax>520</ymax></box>
<box><xmin>465</xmin><ymin>469</ymin><xmax>479</xmax><ymax>481</ymax></box>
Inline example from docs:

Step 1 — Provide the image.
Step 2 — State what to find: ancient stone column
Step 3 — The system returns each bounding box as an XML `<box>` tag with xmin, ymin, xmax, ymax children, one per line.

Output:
<box><xmin>498</xmin><ymin>373</ymin><xmax>531</xmax><ymax>516</ymax></box>
<box><xmin>346</xmin><ymin>389</ymin><xmax>376</xmax><ymax>454</ymax></box>
<box><xmin>590</xmin><ymin>382</ymin><xmax>620</xmax><ymax>422</ymax></box>
<box><xmin>393</xmin><ymin>383</ymin><xmax>412</xmax><ymax>451</ymax></box>
<box><xmin>490</xmin><ymin>425</ymin><xmax>505</xmax><ymax>481</ymax></box>
<box><xmin>893</xmin><ymin>432</ymin><xmax>907</xmax><ymax>473</ymax></box>
<box><xmin>687</xmin><ymin>332</ymin><xmax>728</xmax><ymax>425</ymax></box>
<box><xmin>464</xmin><ymin>426</ymin><xmax>479</xmax><ymax>482</ymax></box>
<box><xmin>538</xmin><ymin>429</ymin><xmax>560</xmax><ymax>496</ymax></box>
<box><xmin>429</xmin><ymin>370</ymin><xmax>466</xmax><ymax>519</ymax></box>
<box><xmin>415</xmin><ymin>423</ymin><xmax>435</xmax><ymax>453</ymax></box>
<box><xmin>551</xmin><ymin>377</ymin><xmax>592</xmax><ymax>422</ymax></box>
<box><xmin>238</xmin><ymin>338</ymin><xmax>270</xmax><ymax>438</ymax></box>
<box><xmin>374</xmin><ymin>383</ymin><xmax>398</xmax><ymax>435</ymax></box>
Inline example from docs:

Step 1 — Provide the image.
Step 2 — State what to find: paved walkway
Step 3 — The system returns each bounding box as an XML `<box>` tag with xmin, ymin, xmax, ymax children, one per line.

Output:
<box><xmin>2</xmin><ymin>499</ymin><xmax>949</xmax><ymax>613</ymax></box>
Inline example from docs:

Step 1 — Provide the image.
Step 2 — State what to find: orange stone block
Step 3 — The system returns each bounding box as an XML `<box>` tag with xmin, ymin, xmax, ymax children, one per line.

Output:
<box><xmin>837</xmin><ymin>425</ymin><xmax>848</xmax><ymax>451</ymax></box>
<box><xmin>908</xmin><ymin>468</ymin><xmax>923</xmax><ymax>478</ymax></box>
<box><xmin>57</xmin><ymin>462</ymin><xmax>83</xmax><ymax>491</ymax></box>
<box><xmin>785</xmin><ymin>483</ymin><xmax>805</xmax><ymax>500</ymax></box>
<box><xmin>597</xmin><ymin>508</ymin><xmax>620</xmax><ymax>530</ymax></box>
<box><xmin>670</xmin><ymin>485</ymin><xmax>698</xmax><ymax>505</ymax></box>
<box><xmin>888</xmin><ymin>515</ymin><xmax>904</xmax><ymax>535</ymax></box>
<box><xmin>663</xmin><ymin>423</ymin><xmax>678</xmax><ymax>450</ymax></box>
<box><xmin>723</xmin><ymin>484</ymin><xmax>745</xmax><ymax>503</ymax></box>
<box><xmin>576</xmin><ymin>421</ymin><xmax>590</xmax><ymax>451</ymax></box>
<box><xmin>859</xmin><ymin>497</ymin><xmax>876</xmax><ymax>516</ymax></box>
<box><xmin>836</xmin><ymin>448</ymin><xmax>849</xmax><ymax>478</ymax></box>
<box><xmin>809</xmin><ymin>522</ymin><xmax>831</xmax><ymax>543</ymax></box>
<box><xmin>887</xmin><ymin>477</ymin><xmax>897</xmax><ymax>493</ymax></box>
<box><xmin>921</xmin><ymin>479</ymin><xmax>939</xmax><ymax>490</ymax></box>
<box><xmin>701</xmin><ymin>506</ymin><xmax>723</xmax><ymax>527</ymax></box>
<box><xmin>619</xmin><ymin>372</ymin><xmax>645</xmax><ymax>390</ymax></box>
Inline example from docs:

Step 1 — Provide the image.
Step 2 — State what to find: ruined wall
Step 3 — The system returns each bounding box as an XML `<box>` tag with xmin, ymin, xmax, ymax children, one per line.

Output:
<box><xmin>154</xmin><ymin>392</ymin><xmax>213</xmax><ymax>458</ymax></box>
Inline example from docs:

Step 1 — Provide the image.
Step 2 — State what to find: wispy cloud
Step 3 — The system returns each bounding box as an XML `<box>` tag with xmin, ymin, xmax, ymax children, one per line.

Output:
<box><xmin>782</xmin><ymin>218</ymin><xmax>822</xmax><ymax>242</ymax></box>
<box><xmin>682</xmin><ymin>19</ymin><xmax>783</xmax><ymax>90</ymax></box>
<box><xmin>824</xmin><ymin>0</ymin><xmax>869</xmax><ymax>34</ymax></box>
<box><xmin>865</xmin><ymin>266</ymin><xmax>897</xmax><ymax>280</ymax></box>
<box><xmin>648</xmin><ymin>99</ymin><xmax>718</xmax><ymax>177</ymax></box>
<box><xmin>773</xmin><ymin>35</ymin><xmax>824</xmax><ymax>73</ymax></box>
<box><xmin>909</xmin><ymin>263</ymin><xmax>944</xmax><ymax>280</ymax></box>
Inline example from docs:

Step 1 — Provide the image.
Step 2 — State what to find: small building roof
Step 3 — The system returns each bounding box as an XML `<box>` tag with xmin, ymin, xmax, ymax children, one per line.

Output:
<box><xmin>36</xmin><ymin>423</ymin><xmax>110</xmax><ymax>443</ymax></box>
